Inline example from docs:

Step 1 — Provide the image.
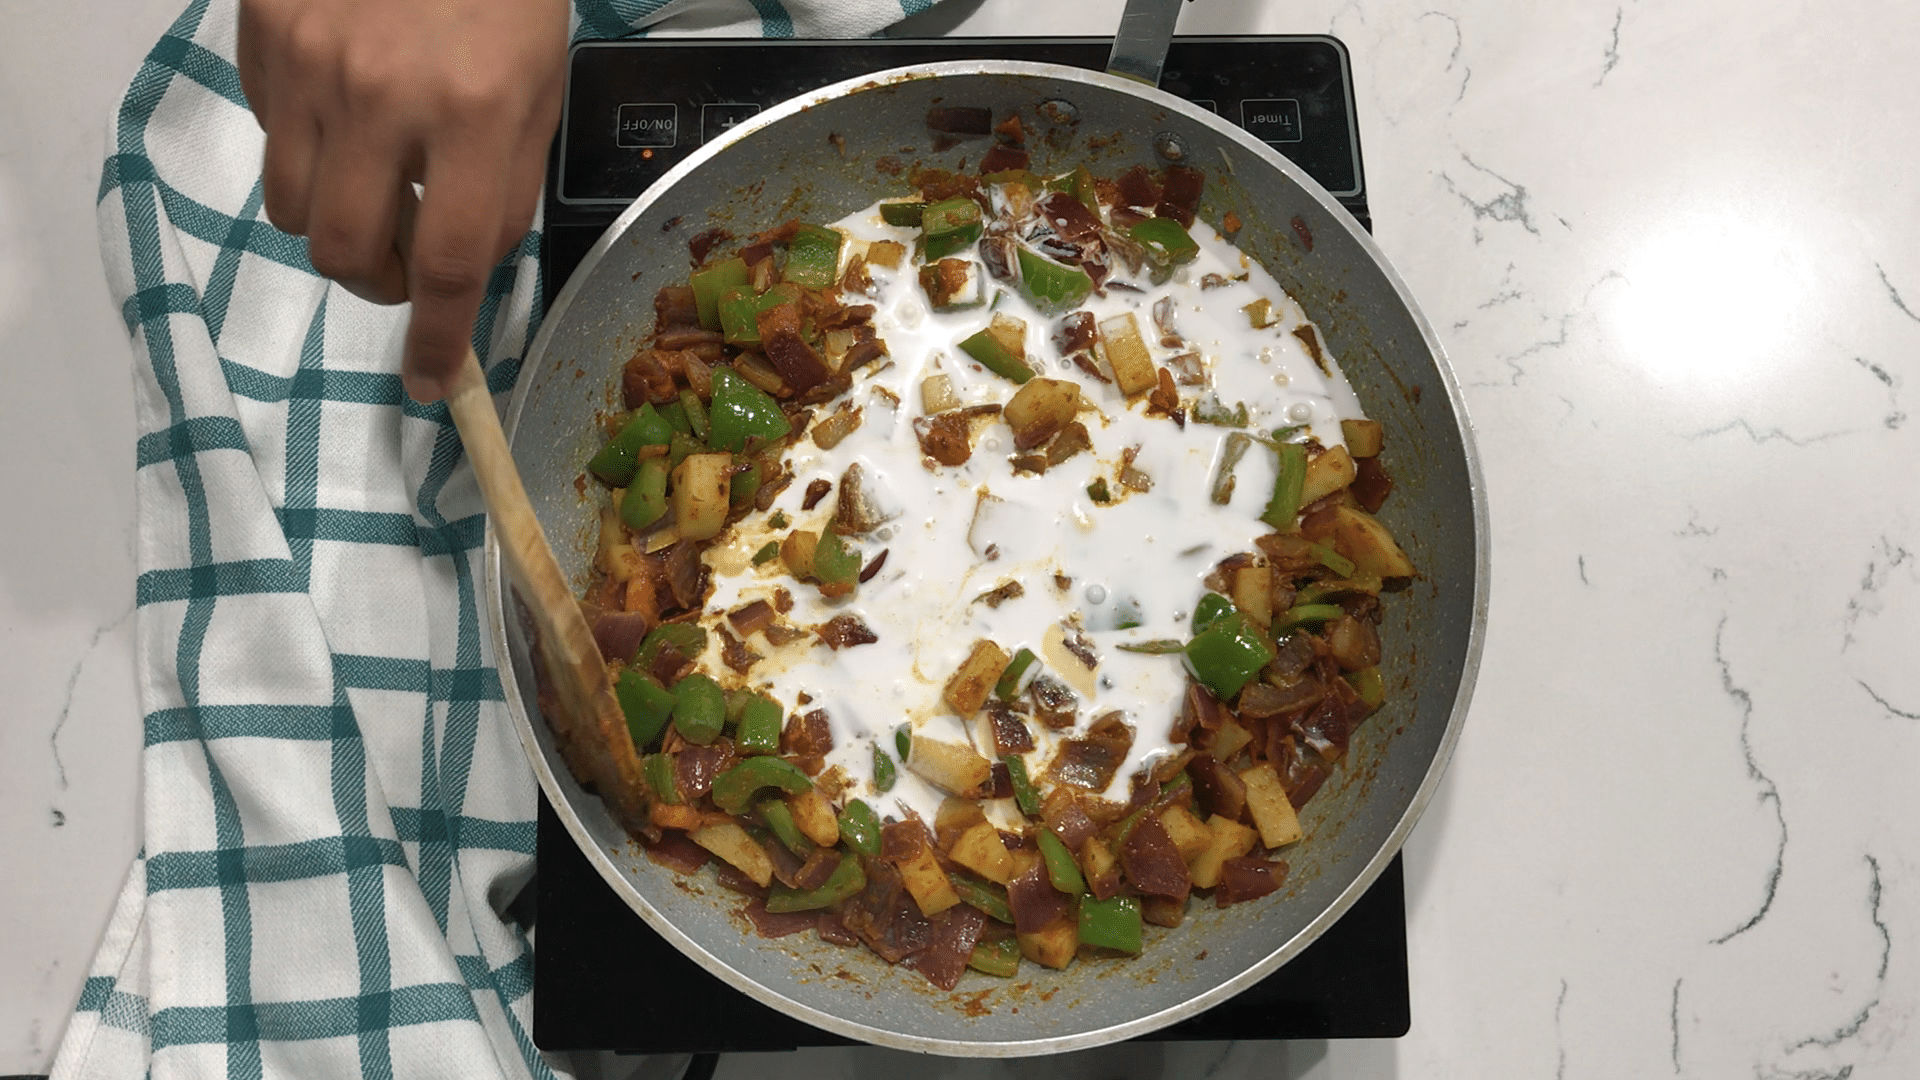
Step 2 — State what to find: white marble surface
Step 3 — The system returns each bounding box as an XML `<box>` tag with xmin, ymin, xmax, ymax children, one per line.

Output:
<box><xmin>7</xmin><ymin>0</ymin><xmax>1919</xmax><ymax>1075</ymax></box>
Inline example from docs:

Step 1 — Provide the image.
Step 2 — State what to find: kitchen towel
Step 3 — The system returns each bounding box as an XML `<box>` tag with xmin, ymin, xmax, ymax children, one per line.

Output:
<box><xmin>52</xmin><ymin>0</ymin><xmax>938</xmax><ymax>1077</ymax></box>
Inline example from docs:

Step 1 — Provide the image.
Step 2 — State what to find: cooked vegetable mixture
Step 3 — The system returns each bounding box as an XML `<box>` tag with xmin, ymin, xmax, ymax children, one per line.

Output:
<box><xmin>557</xmin><ymin>117</ymin><xmax>1415</xmax><ymax>991</ymax></box>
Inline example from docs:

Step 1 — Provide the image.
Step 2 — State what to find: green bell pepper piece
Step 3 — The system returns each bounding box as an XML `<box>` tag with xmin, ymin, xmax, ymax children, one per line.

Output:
<box><xmin>615</xmin><ymin>669</ymin><xmax>676</xmax><ymax>749</ymax></box>
<box><xmin>1035</xmin><ymin>830</ymin><xmax>1087</xmax><ymax>895</ymax></box>
<box><xmin>1260</xmin><ymin>441</ymin><xmax>1308</xmax><ymax>530</ymax></box>
<box><xmin>1077</xmin><ymin>895</ymin><xmax>1142</xmax><ymax>954</ymax></box>
<box><xmin>1191</xmin><ymin>592</ymin><xmax>1235</xmax><ymax>635</ymax></box>
<box><xmin>759</xmin><ymin>797</ymin><xmax>814</xmax><ymax>858</ymax></box>
<box><xmin>737</xmin><ymin>694</ymin><xmax>783</xmax><ymax>755</ymax></box>
<box><xmin>1109</xmin><ymin>804</ymin><xmax>1149</xmax><ymax>852</ymax></box>
<box><xmin>1183</xmin><ymin>610</ymin><xmax>1275</xmax><ymax>701</ymax></box>
<box><xmin>707</xmin><ymin>367</ymin><xmax>793</xmax><ymax>453</ymax></box>
<box><xmin>587</xmin><ymin>404</ymin><xmax>675</xmax><ymax>487</ymax></box>
<box><xmin>950</xmin><ymin>871</ymin><xmax>1015</xmax><ymax>925</ymax></box>
<box><xmin>836</xmin><ymin>798</ymin><xmax>882</xmax><ymax>856</ymax></box>
<box><xmin>872</xmin><ymin>744</ymin><xmax>897</xmax><ymax>793</ymax></box>
<box><xmin>671</xmin><ymin>672</ymin><xmax>726</xmax><ymax>745</ymax></box>
<box><xmin>1307</xmin><ymin>541</ymin><xmax>1358</xmax><ymax>579</ymax></box>
<box><xmin>895</xmin><ymin>725</ymin><xmax>911</xmax><ymax>762</ymax></box>
<box><xmin>1117</xmin><ymin>639</ymin><xmax>1186</xmax><ymax>655</ymax></box>
<box><xmin>1015</xmin><ymin>247</ymin><xmax>1093</xmax><ymax>313</ymax></box>
<box><xmin>1346</xmin><ymin>666</ymin><xmax>1385</xmax><ymax>709</ymax></box>
<box><xmin>619</xmin><ymin>457</ymin><xmax>670</xmax><ymax>531</ymax></box>
<box><xmin>667</xmin><ymin>430</ymin><xmax>705</xmax><ymax>471</ymax></box>
<box><xmin>690</xmin><ymin>257</ymin><xmax>749</xmax><ymax>331</ymax></box>
<box><xmin>1001</xmin><ymin>754</ymin><xmax>1042</xmax><ymax>817</ymax></box>
<box><xmin>968</xmin><ymin>937</ymin><xmax>1022</xmax><ymax>977</ymax></box>
<box><xmin>724</xmin><ymin>687</ymin><xmax>752</xmax><ymax>728</ymax></box>
<box><xmin>1277</xmin><ymin>603</ymin><xmax>1345</xmax><ymax>629</ymax></box>
<box><xmin>994</xmin><ymin>648</ymin><xmax>1037</xmax><ymax>701</ymax></box>
<box><xmin>752</xmin><ymin>541</ymin><xmax>780</xmax><ymax>566</ymax></box>
<box><xmin>643</xmin><ymin>753</ymin><xmax>680</xmax><ymax>805</ymax></box>
<box><xmin>957</xmin><ymin>324</ymin><xmax>1036</xmax><ymax>384</ymax></box>
<box><xmin>1294</xmin><ymin>576</ymin><xmax>1383</xmax><ymax>606</ymax></box>
<box><xmin>879</xmin><ymin>200</ymin><xmax>926</xmax><ymax>227</ymax></box>
<box><xmin>922</xmin><ymin>197</ymin><xmax>983</xmax><ymax>260</ymax></box>
<box><xmin>678</xmin><ymin>387</ymin><xmax>710</xmax><ymax>442</ymax></box>
<box><xmin>1128</xmin><ymin>216</ymin><xmax>1201</xmax><ymax>267</ymax></box>
<box><xmin>729</xmin><ymin>457</ymin><xmax>762</xmax><ymax>508</ymax></box>
<box><xmin>636</xmin><ymin>623</ymin><xmax>708</xmax><ymax>672</ymax></box>
<box><xmin>1070</xmin><ymin>165</ymin><xmax>1100</xmax><ymax>211</ymax></box>
<box><xmin>766</xmin><ymin>853</ymin><xmax>866</xmax><ymax>913</ymax></box>
<box><xmin>710</xmin><ymin>756</ymin><xmax>813</xmax><ymax>815</ymax></box>
<box><xmin>784</xmin><ymin>224</ymin><xmax>843</xmax><ymax>288</ymax></box>
<box><xmin>812</xmin><ymin>531</ymin><xmax>862</xmax><ymax>587</ymax></box>
<box><xmin>718</xmin><ymin>283</ymin><xmax>802</xmax><ymax>348</ymax></box>
<box><xmin>657</xmin><ymin>399</ymin><xmax>694</xmax><ymax>436</ymax></box>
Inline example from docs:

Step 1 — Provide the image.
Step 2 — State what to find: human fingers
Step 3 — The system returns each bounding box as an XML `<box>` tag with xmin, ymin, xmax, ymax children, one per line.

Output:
<box><xmin>239</xmin><ymin>0</ymin><xmax>320</xmax><ymax>236</ymax></box>
<box><xmin>399</xmin><ymin>144</ymin><xmax>515</xmax><ymax>402</ymax></box>
<box><xmin>302</xmin><ymin>127</ymin><xmax>409</xmax><ymax>306</ymax></box>
<box><xmin>493</xmin><ymin>124</ymin><xmax>552</xmax><ymax>258</ymax></box>
<box><xmin>236</xmin><ymin>0</ymin><xmax>272</xmax><ymax>122</ymax></box>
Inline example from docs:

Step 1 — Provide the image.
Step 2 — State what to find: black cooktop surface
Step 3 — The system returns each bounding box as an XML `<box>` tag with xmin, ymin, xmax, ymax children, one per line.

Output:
<box><xmin>531</xmin><ymin>34</ymin><xmax>1405</xmax><ymax>1055</ymax></box>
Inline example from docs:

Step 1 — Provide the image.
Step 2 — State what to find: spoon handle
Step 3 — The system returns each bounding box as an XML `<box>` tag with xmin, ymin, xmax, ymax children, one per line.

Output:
<box><xmin>446</xmin><ymin>348</ymin><xmax>650</xmax><ymax>831</ymax></box>
<box><xmin>1106</xmin><ymin>0</ymin><xmax>1185</xmax><ymax>86</ymax></box>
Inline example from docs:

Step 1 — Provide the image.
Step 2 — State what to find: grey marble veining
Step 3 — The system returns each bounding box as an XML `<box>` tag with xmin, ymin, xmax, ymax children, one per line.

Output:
<box><xmin>7</xmin><ymin>0</ymin><xmax>1920</xmax><ymax>1075</ymax></box>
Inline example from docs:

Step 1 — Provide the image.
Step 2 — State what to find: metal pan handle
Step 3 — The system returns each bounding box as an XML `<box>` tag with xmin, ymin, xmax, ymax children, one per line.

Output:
<box><xmin>1105</xmin><ymin>0</ymin><xmax>1187</xmax><ymax>86</ymax></box>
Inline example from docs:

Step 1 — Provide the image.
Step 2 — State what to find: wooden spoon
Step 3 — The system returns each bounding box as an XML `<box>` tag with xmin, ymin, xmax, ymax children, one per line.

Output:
<box><xmin>398</xmin><ymin>196</ymin><xmax>649</xmax><ymax>832</ymax></box>
<box><xmin>443</xmin><ymin>352</ymin><xmax>650</xmax><ymax>832</ymax></box>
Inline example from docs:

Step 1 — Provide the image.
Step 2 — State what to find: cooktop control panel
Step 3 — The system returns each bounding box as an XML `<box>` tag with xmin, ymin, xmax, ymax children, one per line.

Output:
<box><xmin>551</xmin><ymin>36</ymin><xmax>1365</xmax><ymax>220</ymax></box>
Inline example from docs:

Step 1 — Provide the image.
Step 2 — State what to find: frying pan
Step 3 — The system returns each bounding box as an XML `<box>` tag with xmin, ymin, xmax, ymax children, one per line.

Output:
<box><xmin>487</xmin><ymin>30</ymin><xmax>1488</xmax><ymax>1057</ymax></box>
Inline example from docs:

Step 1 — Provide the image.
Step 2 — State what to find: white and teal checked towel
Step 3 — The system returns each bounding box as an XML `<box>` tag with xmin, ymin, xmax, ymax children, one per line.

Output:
<box><xmin>54</xmin><ymin>1</ymin><xmax>936</xmax><ymax>1077</ymax></box>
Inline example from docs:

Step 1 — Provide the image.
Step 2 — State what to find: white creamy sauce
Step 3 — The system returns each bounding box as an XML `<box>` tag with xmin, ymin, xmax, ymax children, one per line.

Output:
<box><xmin>699</xmin><ymin>198</ymin><xmax>1367</xmax><ymax>825</ymax></box>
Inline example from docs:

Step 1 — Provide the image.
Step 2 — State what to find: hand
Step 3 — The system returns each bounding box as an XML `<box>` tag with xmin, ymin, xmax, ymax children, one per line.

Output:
<box><xmin>238</xmin><ymin>0</ymin><xmax>569</xmax><ymax>402</ymax></box>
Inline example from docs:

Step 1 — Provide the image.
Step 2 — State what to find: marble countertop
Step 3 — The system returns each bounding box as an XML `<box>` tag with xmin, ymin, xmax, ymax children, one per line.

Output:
<box><xmin>6</xmin><ymin>0</ymin><xmax>1917</xmax><ymax>1076</ymax></box>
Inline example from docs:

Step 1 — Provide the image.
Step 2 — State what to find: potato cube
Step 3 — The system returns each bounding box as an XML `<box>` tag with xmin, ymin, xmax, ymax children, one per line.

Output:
<box><xmin>690</xmin><ymin>822</ymin><xmax>774</xmax><ymax>888</ymax></box>
<box><xmin>921</xmin><ymin>372</ymin><xmax>960</xmax><ymax>413</ymax></box>
<box><xmin>780</xmin><ymin>529</ymin><xmax>819</xmax><ymax>579</ymax></box>
<box><xmin>866</xmin><ymin>239</ymin><xmax>906</xmax><ymax>270</ymax></box>
<box><xmin>1098</xmin><ymin>312</ymin><xmax>1158</xmax><ymax>397</ymax></box>
<box><xmin>1238</xmin><ymin>764</ymin><xmax>1304</xmax><ymax>849</ymax></box>
<box><xmin>671</xmin><ymin>453</ymin><xmax>733</xmax><ymax>541</ymax></box>
<box><xmin>1340</xmin><ymin>418</ymin><xmax>1384</xmax><ymax>458</ymax></box>
<box><xmin>1299</xmin><ymin>444</ymin><xmax>1357</xmax><ymax>507</ymax></box>
<box><xmin>945</xmin><ymin>639</ymin><xmax>1012</xmax><ymax>715</ymax></box>
<box><xmin>1018</xmin><ymin>917</ymin><xmax>1079</xmax><ymax>970</ymax></box>
<box><xmin>1231</xmin><ymin>564</ymin><xmax>1273</xmax><ymax>629</ymax></box>
<box><xmin>650</xmin><ymin>801</ymin><xmax>704</xmax><ymax>832</ymax></box>
<box><xmin>896</xmin><ymin>844</ymin><xmax>962</xmax><ymax>917</ymax></box>
<box><xmin>919</xmin><ymin>258</ymin><xmax>983</xmax><ymax>310</ymax></box>
<box><xmin>1330</xmin><ymin>505</ymin><xmax>1416</xmax><ymax>579</ymax></box>
<box><xmin>786</xmin><ymin>789</ymin><xmax>842</xmax><ymax>847</ymax></box>
<box><xmin>949</xmin><ymin>821</ymin><xmax>1016</xmax><ymax>885</ymax></box>
<box><xmin>1210</xmin><ymin>719</ymin><xmax>1253</xmax><ymax>763</ymax></box>
<box><xmin>908</xmin><ymin>733</ymin><xmax>993</xmax><ymax>797</ymax></box>
<box><xmin>1002</xmin><ymin>377</ymin><xmax>1082</xmax><ymax>450</ymax></box>
<box><xmin>1159</xmin><ymin>806</ymin><xmax>1214</xmax><ymax>862</ymax></box>
<box><xmin>604</xmin><ymin>542</ymin><xmax>646</xmax><ymax>583</ymax></box>
<box><xmin>1189</xmin><ymin>814</ymin><xmax>1259</xmax><ymax>889</ymax></box>
<box><xmin>936</xmin><ymin>794</ymin><xmax>988</xmax><ymax>840</ymax></box>
<box><xmin>1078</xmin><ymin>834</ymin><xmax>1123</xmax><ymax>900</ymax></box>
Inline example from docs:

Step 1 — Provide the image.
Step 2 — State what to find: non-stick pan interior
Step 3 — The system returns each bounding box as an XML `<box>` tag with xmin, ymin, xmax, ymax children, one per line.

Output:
<box><xmin>492</xmin><ymin>61</ymin><xmax>1486</xmax><ymax>1055</ymax></box>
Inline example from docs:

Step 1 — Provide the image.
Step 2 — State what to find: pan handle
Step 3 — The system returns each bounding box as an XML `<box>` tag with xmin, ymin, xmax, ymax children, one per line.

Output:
<box><xmin>1105</xmin><ymin>0</ymin><xmax>1187</xmax><ymax>87</ymax></box>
